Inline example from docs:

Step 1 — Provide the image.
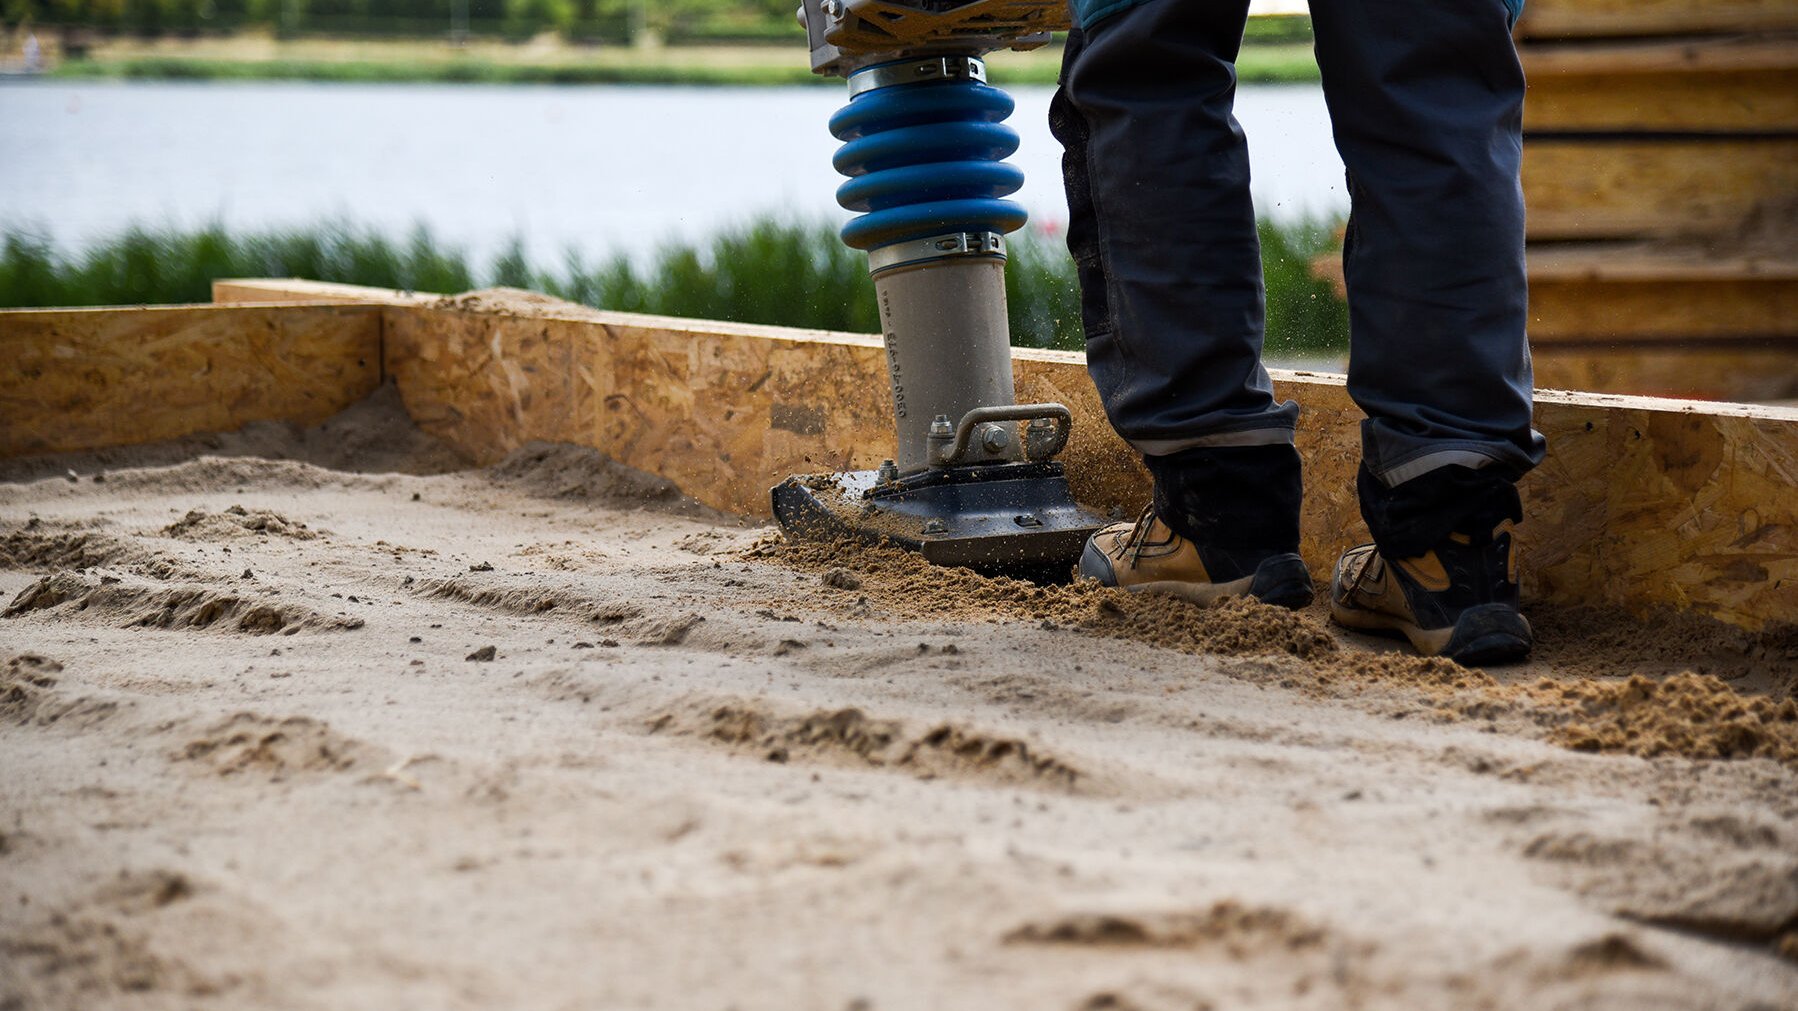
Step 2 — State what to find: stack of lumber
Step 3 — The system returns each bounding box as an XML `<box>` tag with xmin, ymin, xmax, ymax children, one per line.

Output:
<box><xmin>1315</xmin><ymin>0</ymin><xmax>1797</xmax><ymax>402</ymax></box>
<box><xmin>1515</xmin><ymin>0</ymin><xmax>1797</xmax><ymax>401</ymax></box>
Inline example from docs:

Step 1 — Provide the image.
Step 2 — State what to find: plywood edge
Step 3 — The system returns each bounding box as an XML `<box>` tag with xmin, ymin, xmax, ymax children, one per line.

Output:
<box><xmin>0</xmin><ymin>300</ymin><xmax>388</xmax><ymax>326</ymax></box>
<box><xmin>1533</xmin><ymin>386</ymin><xmax>1798</xmax><ymax>419</ymax></box>
<box><xmin>5</xmin><ymin>299</ymin><xmax>382</xmax><ymax>315</ymax></box>
<box><xmin>211</xmin><ymin>278</ymin><xmax>441</xmax><ymax>305</ymax></box>
<box><xmin>213</xmin><ymin>279</ymin><xmax>893</xmax><ymax>351</ymax></box>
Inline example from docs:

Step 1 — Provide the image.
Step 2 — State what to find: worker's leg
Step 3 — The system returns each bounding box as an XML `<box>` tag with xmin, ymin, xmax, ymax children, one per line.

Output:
<box><xmin>1309</xmin><ymin>0</ymin><xmax>1545</xmax><ymax>553</ymax></box>
<box><xmin>1310</xmin><ymin>0</ymin><xmax>1545</xmax><ymax>661</ymax></box>
<box><xmin>1053</xmin><ymin>0</ymin><xmax>1307</xmax><ymax>600</ymax></box>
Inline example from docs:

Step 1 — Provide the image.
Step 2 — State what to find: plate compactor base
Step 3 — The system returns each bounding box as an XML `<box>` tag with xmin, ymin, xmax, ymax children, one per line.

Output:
<box><xmin>772</xmin><ymin>461</ymin><xmax>1107</xmax><ymax>578</ymax></box>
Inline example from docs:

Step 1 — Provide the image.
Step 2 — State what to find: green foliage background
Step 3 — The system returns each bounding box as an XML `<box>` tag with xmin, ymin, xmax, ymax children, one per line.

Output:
<box><xmin>4</xmin><ymin>0</ymin><xmax>1313</xmax><ymax>49</ymax></box>
<box><xmin>0</xmin><ymin>217</ymin><xmax>1349</xmax><ymax>354</ymax></box>
<box><xmin>6</xmin><ymin>0</ymin><xmax>826</xmax><ymax>43</ymax></box>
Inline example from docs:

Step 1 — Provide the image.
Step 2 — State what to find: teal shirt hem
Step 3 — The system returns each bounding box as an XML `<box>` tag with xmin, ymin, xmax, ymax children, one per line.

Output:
<box><xmin>1071</xmin><ymin>0</ymin><xmax>1154</xmax><ymax>32</ymax></box>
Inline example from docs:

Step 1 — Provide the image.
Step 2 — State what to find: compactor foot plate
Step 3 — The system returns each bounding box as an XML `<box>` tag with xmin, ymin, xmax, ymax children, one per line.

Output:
<box><xmin>772</xmin><ymin>461</ymin><xmax>1105</xmax><ymax>577</ymax></box>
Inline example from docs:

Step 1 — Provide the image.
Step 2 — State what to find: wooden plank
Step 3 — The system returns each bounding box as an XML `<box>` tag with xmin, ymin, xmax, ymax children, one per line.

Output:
<box><xmin>1314</xmin><ymin>245</ymin><xmax>1798</xmax><ymax>345</ymax></box>
<box><xmin>1526</xmin><ymin>244</ymin><xmax>1798</xmax><ymax>284</ymax></box>
<box><xmin>1534</xmin><ymin>345</ymin><xmax>1798</xmax><ymax>402</ymax></box>
<box><xmin>1524</xmin><ymin>69</ymin><xmax>1798</xmax><ymax>132</ymax></box>
<box><xmin>0</xmin><ymin>302</ymin><xmax>384</xmax><ymax>458</ymax></box>
<box><xmin>1528</xmin><ymin>243</ymin><xmax>1798</xmax><ymax>344</ymax></box>
<box><xmin>1313</xmin><ymin>248</ymin><xmax>1794</xmax><ymax>400</ymax></box>
<box><xmin>1520</xmin><ymin>40</ymin><xmax>1798</xmax><ymax>131</ymax></box>
<box><xmin>1517</xmin><ymin>0</ymin><xmax>1798</xmax><ymax>39</ymax></box>
<box><xmin>1529</xmin><ymin>275</ymin><xmax>1798</xmax><ymax>343</ymax></box>
<box><xmin>1523</xmin><ymin>137</ymin><xmax>1798</xmax><ymax>240</ymax></box>
<box><xmin>373</xmin><ymin>294</ymin><xmax>1798</xmax><ymax>631</ymax></box>
<box><xmin>1522</xmin><ymin>37</ymin><xmax>1798</xmax><ymax>75</ymax></box>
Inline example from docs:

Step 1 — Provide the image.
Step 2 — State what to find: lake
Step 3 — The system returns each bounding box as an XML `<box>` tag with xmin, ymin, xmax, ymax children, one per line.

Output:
<box><xmin>1</xmin><ymin>79</ymin><xmax>1347</xmax><ymax>266</ymax></box>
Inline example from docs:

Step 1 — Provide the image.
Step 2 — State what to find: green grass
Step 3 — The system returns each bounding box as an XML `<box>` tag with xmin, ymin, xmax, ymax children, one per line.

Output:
<box><xmin>51</xmin><ymin>55</ymin><xmax>828</xmax><ymax>86</ymax></box>
<box><xmin>0</xmin><ymin>217</ymin><xmax>1346</xmax><ymax>353</ymax></box>
<box><xmin>0</xmin><ymin>224</ymin><xmax>476</xmax><ymax>307</ymax></box>
<box><xmin>49</xmin><ymin>42</ymin><xmax>1320</xmax><ymax>87</ymax></box>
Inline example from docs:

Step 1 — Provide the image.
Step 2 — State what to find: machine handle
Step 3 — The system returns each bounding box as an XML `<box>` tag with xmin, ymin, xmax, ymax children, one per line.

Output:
<box><xmin>932</xmin><ymin>403</ymin><xmax>1072</xmax><ymax>466</ymax></box>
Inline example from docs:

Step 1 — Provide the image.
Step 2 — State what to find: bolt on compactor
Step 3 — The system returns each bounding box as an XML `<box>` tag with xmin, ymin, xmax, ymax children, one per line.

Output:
<box><xmin>771</xmin><ymin>0</ymin><xmax>1105</xmax><ymax>575</ymax></box>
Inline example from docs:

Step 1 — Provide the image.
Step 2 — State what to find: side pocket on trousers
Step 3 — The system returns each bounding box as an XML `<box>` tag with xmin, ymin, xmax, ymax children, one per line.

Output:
<box><xmin>1048</xmin><ymin>81</ymin><xmax>1114</xmax><ymax>347</ymax></box>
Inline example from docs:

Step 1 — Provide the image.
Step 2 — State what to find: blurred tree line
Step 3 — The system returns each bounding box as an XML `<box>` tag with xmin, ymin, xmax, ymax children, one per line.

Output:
<box><xmin>5</xmin><ymin>0</ymin><xmax>1311</xmax><ymax>48</ymax></box>
<box><xmin>1</xmin><ymin>0</ymin><xmax>805</xmax><ymax>45</ymax></box>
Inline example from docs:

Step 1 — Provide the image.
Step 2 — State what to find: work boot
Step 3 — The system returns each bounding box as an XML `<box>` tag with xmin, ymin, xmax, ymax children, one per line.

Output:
<box><xmin>1329</xmin><ymin>522</ymin><xmax>1532</xmax><ymax>666</ymax></box>
<box><xmin>1078</xmin><ymin>506</ymin><xmax>1315</xmax><ymax>608</ymax></box>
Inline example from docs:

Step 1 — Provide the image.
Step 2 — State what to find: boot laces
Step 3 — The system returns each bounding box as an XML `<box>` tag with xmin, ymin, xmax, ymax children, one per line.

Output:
<box><xmin>1122</xmin><ymin>504</ymin><xmax>1159</xmax><ymax>566</ymax></box>
<box><xmin>1345</xmin><ymin>546</ymin><xmax>1382</xmax><ymax>601</ymax></box>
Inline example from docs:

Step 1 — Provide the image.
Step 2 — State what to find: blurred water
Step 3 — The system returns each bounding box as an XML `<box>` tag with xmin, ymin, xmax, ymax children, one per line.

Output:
<box><xmin>0</xmin><ymin>80</ymin><xmax>1347</xmax><ymax>265</ymax></box>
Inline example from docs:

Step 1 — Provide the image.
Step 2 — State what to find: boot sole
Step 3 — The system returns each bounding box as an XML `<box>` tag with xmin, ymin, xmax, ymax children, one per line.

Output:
<box><xmin>1080</xmin><ymin>544</ymin><xmax>1314</xmax><ymax>610</ymax></box>
<box><xmin>1330</xmin><ymin>600</ymin><xmax>1532</xmax><ymax>666</ymax></box>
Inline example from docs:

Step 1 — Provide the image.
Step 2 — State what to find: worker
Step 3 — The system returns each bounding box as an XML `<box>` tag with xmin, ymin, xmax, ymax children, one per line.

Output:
<box><xmin>1058</xmin><ymin>0</ymin><xmax>1543</xmax><ymax>665</ymax></box>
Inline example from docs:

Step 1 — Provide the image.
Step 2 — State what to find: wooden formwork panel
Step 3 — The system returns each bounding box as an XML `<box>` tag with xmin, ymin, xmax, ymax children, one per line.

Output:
<box><xmin>1517</xmin><ymin>0</ymin><xmax>1798</xmax><ymax>39</ymax></box>
<box><xmin>1521</xmin><ymin>41</ymin><xmax>1798</xmax><ymax>132</ymax></box>
<box><xmin>198</xmin><ymin>280</ymin><xmax>1798</xmax><ymax>629</ymax></box>
<box><xmin>1523</xmin><ymin>137</ymin><xmax>1798</xmax><ymax>241</ymax></box>
<box><xmin>1521</xmin><ymin>394</ymin><xmax>1798</xmax><ymax>629</ymax></box>
<box><xmin>380</xmin><ymin>305</ymin><xmax>894</xmax><ymax>517</ymax></box>
<box><xmin>0</xmin><ymin>302</ymin><xmax>383</xmax><ymax>458</ymax></box>
<box><xmin>357</xmin><ymin>294</ymin><xmax>1797</xmax><ymax>631</ymax></box>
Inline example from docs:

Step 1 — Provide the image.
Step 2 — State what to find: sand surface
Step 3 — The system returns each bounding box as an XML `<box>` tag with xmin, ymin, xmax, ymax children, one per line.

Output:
<box><xmin>2</xmin><ymin>387</ymin><xmax>1796</xmax><ymax>1011</ymax></box>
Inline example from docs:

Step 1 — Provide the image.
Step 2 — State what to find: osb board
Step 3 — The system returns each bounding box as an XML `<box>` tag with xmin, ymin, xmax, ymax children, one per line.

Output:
<box><xmin>1517</xmin><ymin>0</ymin><xmax>1798</xmax><ymax>38</ymax></box>
<box><xmin>380</xmin><ymin>309</ymin><xmax>605</xmax><ymax>463</ymax></box>
<box><xmin>379</xmin><ymin>299</ymin><xmax>1798</xmax><ymax>630</ymax></box>
<box><xmin>0</xmin><ymin>302</ymin><xmax>383</xmax><ymax>458</ymax></box>
<box><xmin>1523</xmin><ymin>138</ymin><xmax>1798</xmax><ymax>241</ymax></box>
<box><xmin>380</xmin><ymin>305</ymin><xmax>894</xmax><ymax>517</ymax></box>
<box><xmin>1520</xmin><ymin>41</ymin><xmax>1798</xmax><ymax>131</ymax></box>
<box><xmin>1534</xmin><ymin>345</ymin><xmax>1798</xmax><ymax>403</ymax></box>
<box><xmin>1523</xmin><ymin>392</ymin><xmax>1798</xmax><ymax>630</ymax></box>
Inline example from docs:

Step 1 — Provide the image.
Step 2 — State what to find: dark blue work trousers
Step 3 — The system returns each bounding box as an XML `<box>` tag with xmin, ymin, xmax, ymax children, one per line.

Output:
<box><xmin>1051</xmin><ymin>0</ymin><xmax>1546</xmax><ymax>551</ymax></box>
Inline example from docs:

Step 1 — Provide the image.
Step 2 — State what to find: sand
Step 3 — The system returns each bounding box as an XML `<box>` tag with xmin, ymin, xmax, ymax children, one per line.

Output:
<box><xmin>2</xmin><ymin>387</ymin><xmax>1795</xmax><ymax>1010</ymax></box>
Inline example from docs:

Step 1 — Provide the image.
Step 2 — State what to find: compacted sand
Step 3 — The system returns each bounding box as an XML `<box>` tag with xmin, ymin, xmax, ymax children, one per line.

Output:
<box><xmin>2</xmin><ymin>388</ymin><xmax>1795</xmax><ymax>1011</ymax></box>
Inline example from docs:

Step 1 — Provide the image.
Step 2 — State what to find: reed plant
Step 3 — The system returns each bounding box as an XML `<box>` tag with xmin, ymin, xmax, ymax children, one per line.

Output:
<box><xmin>1</xmin><ymin>216</ymin><xmax>1347</xmax><ymax>353</ymax></box>
<box><xmin>0</xmin><ymin>223</ymin><xmax>474</xmax><ymax>307</ymax></box>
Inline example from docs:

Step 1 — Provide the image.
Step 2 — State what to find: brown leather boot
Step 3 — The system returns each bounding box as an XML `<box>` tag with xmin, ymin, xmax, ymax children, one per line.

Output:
<box><xmin>1077</xmin><ymin>506</ymin><xmax>1314</xmax><ymax>608</ymax></box>
<box><xmin>1330</xmin><ymin>523</ymin><xmax>1532</xmax><ymax>665</ymax></box>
